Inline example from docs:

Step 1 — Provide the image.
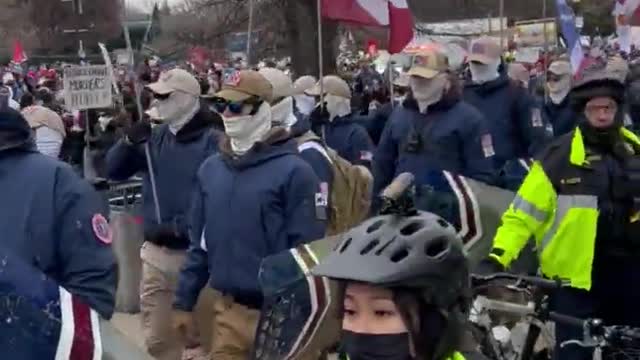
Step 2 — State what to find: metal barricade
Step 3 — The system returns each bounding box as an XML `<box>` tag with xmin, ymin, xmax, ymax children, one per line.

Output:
<box><xmin>108</xmin><ymin>179</ymin><xmax>144</xmax><ymax>314</ymax></box>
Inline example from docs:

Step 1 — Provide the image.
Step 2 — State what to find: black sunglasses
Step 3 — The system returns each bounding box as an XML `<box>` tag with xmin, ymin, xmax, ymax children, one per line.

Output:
<box><xmin>212</xmin><ymin>96</ymin><xmax>262</xmax><ymax>115</ymax></box>
<box><xmin>153</xmin><ymin>92</ymin><xmax>172</xmax><ymax>100</ymax></box>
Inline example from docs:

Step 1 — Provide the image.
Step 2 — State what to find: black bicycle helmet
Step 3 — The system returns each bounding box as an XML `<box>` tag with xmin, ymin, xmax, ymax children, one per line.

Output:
<box><xmin>571</xmin><ymin>57</ymin><xmax>627</xmax><ymax>112</ymax></box>
<box><xmin>311</xmin><ymin>211</ymin><xmax>470</xmax><ymax>311</ymax></box>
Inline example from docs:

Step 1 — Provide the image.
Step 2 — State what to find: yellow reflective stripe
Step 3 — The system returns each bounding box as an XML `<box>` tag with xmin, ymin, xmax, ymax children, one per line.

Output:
<box><xmin>513</xmin><ymin>194</ymin><xmax>548</xmax><ymax>222</ymax></box>
<box><xmin>570</xmin><ymin>128</ymin><xmax>586</xmax><ymax>166</ymax></box>
<box><xmin>539</xmin><ymin>195</ymin><xmax>597</xmax><ymax>253</ymax></box>
<box><xmin>622</xmin><ymin>127</ymin><xmax>640</xmax><ymax>148</ymax></box>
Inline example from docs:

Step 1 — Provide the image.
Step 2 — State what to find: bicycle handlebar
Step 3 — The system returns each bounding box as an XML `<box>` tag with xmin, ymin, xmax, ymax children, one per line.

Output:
<box><xmin>471</xmin><ymin>272</ymin><xmax>567</xmax><ymax>291</ymax></box>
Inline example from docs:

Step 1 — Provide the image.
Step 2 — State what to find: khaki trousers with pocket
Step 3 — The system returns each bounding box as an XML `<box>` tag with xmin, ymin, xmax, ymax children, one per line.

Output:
<box><xmin>210</xmin><ymin>294</ymin><xmax>261</xmax><ymax>360</ymax></box>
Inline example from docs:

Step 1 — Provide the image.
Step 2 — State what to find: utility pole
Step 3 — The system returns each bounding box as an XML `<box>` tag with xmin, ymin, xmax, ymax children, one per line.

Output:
<box><xmin>499</xmin><ymin>0</ymin><xmax>505</xmax><ymax>49</ymax></box>
<box><xmin>61</xmin><ymin>0</ymin><xmax>90</xmax><ymax>62</ymax></box>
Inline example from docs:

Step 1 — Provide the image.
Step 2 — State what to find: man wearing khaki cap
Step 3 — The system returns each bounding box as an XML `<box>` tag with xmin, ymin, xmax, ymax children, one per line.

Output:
<box><xmin>463</xmin><ymin>36</ymin><xmax>551</xmax><ymax>183</ymax></box>
<box><xmin>542</xmin><ymin>59</ymin><xmax>577</xmax><ymax>137</ymax></box>
<box><xmin>174</xmin><ymin>69</ymin><xmax>326</xmax><ymax>359</ymax></box>
<box><xmin>306</xmin><ymin>75</ymin><xmax>374</xmax><ymax>168</ymax></box>
<box><xmin>106</xmin><ymin>67</ymin><xmax>221</xmax><ymax>360</ymax></box>
<box><xmin>373</xmin><ymin>47</ymin><xmax>495</xmax><ymax>208</ymax></box>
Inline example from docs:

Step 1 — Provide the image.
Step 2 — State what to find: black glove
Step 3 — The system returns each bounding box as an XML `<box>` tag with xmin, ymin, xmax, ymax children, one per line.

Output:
<box><xmin>308</xmin><ymin>103</ymin><xmax>329</xmax><ymax>127</ymax></box>
<box><xmin>474</xmin><ymin>256</ymin><xmax>505</xmax><ymax>278</ymax></box>
<box><xmin>126</xmin><ymin>120</ymin><xmax>152</xmax><ymax>145</ymax></box>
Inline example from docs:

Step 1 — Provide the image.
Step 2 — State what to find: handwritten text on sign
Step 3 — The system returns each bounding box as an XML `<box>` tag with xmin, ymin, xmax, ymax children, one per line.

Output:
<box><xmin>63</xmin><ymin>66</ymin><xmax>113</xmax><ymax>110</ymax></box>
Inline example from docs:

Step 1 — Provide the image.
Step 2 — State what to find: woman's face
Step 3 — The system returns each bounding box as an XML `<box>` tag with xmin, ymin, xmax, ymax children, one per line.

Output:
<box><xmin>343</xmin><ymin>282</ymin><xmax>408</xmax><ymax>334</ymax></box>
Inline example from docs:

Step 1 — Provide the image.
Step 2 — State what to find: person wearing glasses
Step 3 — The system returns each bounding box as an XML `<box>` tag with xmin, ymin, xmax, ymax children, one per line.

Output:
<box><xmin>479</xmin><ymin>58</ymin><xmax>640</xmax><ymax>360</ymax></box>
<box><xmin>106</xmin><ymin>68</ymin><xmax>222</xmax><ymax>360</ymax></box>
<box><xmin>173</xmin><ymin>70</ymin><xmax>327</xmax><ymax>359</ymax></box>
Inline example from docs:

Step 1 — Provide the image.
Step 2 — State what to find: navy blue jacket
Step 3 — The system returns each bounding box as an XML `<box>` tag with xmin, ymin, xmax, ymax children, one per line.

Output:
<box><xmin>174</xmin><ymin>130</ymin><xmax>326</xmax><ymax>311</ymax></box>
<box><xmin>359</xmin><ymin>101</ymin><xmax>399</xmax><ymax>145</ymax></box>
<box><xmin>464</xmin><ymin>76</ymin><xmax>551</xmax><ymax>168</ymax></box>
<box><xmin>0</xmin><ymin>108</ymin><xmax>117</xmax><ymax>319</ymax></box>
<box><xmin>541</xmin><ymin>97</ymin><xmax>577</xmax><ymax>138</ymax></box>
<box><xmin>373</xmin><ymin>91</ymin><xmax>495</xmax><ymax>201</ymax></box>
<box><xmin>106</xmin><ymin>107</ymin><xmax>220</xmax><ymax>249</ymax></box>
<box><xmin>312</xmin><ymin>114</ymin><xmax>374</xmax><ymax>168</ymax></box>
<box><xmin>291</xmin><ymin>118</ymin><xmax>334</xmax><ymax>193</ymax></box>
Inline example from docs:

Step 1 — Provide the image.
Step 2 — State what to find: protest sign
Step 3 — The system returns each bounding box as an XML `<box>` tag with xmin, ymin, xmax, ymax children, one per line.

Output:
<box><xmin>63</xmin><ymin>65</ymin><xmax>113</xmax><ymax>110</ymax></box>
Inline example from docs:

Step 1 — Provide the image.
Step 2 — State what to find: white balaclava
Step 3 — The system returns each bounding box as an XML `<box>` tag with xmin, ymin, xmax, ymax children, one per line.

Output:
<box><xmin>152</xmin><ymin>90</ymin><xmax>200</xmax><ymax>135</ymax></box>
<box><xmin>35</xmin><ymin>127</ymin><xmax>64</xmax><ymax>158</ymax></box>
<box><xmin>547</xmin><ymin>74</ymin><xmax>572</xmax><ymax>105</ymax></box>
<box><xmin>294</xmin><ymin>94</ymin><xmax>317</xmax><ymax>116</ymax></box>
<box><xmin>325</xmin><ymin>94</ymin><xmax>351</xmax><ymax>121</ymax></box>
<box><xmin>470</xmin><ymin>59</ymin><xmax>501</xmax><ymax>84</ymax></box>
<box><xmin>222</xmin><ymin>102</ymin><xmax>273</xmax><ymax>155</ymax></box>
<box><xmin>271</xmin><ymin>96</ymin><xmax>298</xmax><ymax>129</ymax></box>
<box><xmin>410</xmin><ymin>74</ymin><xmax>448</xmax><ymax>113</ymax></box>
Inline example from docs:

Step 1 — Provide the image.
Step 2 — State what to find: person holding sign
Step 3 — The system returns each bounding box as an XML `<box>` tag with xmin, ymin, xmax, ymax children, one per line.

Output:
<box><xmin>106</xmin><ymin>68</ymin><xmax>221</xmax><ymax>360</ymax></box>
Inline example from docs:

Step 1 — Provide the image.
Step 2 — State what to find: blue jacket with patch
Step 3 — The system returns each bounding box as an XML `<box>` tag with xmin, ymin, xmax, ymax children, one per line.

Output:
<box><xmin>541</xmin><ymin>97</ymin><xmax>577</xmax><ymax>138</ymax></box>
<box><xmin>373</xmin><ymin>92</ymin><xmax>495</xmax><ymax>202</ymax></box>
<box><xmin>463</xmin><ymin>76</ymin><xmax>551</xmax><ymax>169</ymax></box>
<box><xmin>174</xmin><ymin>130</ymin><xmax>327</xmax><ymax>311</ymax></box>
<box><xmin>312</xmin><ymin>114</ymin><xmax>374</xmax><ymax>168</ymax></box>
<box><xmin>106</xmin><ymin>107</ymin><xmax>221</xmax><ymax>250</ymax></box>
<box><xmin>0</xmin><ymin>108</ymin><xmax>117</xmax><ymax>319</ymax></box>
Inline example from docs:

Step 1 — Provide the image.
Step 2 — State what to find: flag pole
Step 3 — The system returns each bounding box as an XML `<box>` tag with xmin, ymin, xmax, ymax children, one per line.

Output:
<box><xmin>317</xmin><ymin>0</ymin><xmax>326</xmax><ymax>139</ymax></box>
<box><xmin>543</xmin><ymin>0</ymin><xmax>549</xmax><ymax>104</ymax></box>
<box><xmin>499</xmin><ymin>0</ymin><xmax>505</xmax><ymax>49</ymax></box>
<box><xmin>246</xmin><ymin>0</ymin><xmax>254</xmax><ymax>66</ymax></box>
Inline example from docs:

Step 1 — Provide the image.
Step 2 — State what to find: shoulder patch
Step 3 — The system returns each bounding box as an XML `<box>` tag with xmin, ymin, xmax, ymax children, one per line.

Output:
<box><xmin>92</xmin><ymin>214</ymin><xmax>113</xmax><ymax>245</ymax></box>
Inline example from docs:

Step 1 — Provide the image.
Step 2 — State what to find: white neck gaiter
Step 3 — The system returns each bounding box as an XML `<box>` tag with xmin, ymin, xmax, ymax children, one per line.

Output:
<box><xmin>470</xmin><ymin>59</ymin><xmax>501</xmax><ymax>84</ymax></box>
<box><xmin>547</xmin><ymin>76</ymin><xmax>572</xmax><ymax>105</ymax></box>
<box><xmin>271</xmin><ymin>96</ymin><xmax>298</xmax><ymax>128</ymax></box>
<box><xmin>325</xmin><ymin>94</ymin><xmax>352</xmax><ymax>121</ymax></box>
<box><xmin>152</xmin><ymin>91</ymin><xmax>201</xmax><ymax>135</ymax></box>
<box><xmin>35</xmin><ymin>126</ymin><xmax>64</xmax><ymax>158</ymax></box>
<box><xmin>294</xmin><ymin>94</ymin><xmax>317</xmax><ymax>116</ymax></box>
<box><xmin>223</xmin><ymin>102</ymin><xmax>272</xmax><ymax>155</ymax></box>
<box><xmin>410</xmin><ymin>75</ymin><xmax>448</xmax><ymax>113</ymax></box>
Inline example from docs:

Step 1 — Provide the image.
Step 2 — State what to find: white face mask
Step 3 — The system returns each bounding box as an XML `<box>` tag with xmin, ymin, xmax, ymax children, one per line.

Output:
<box><xmin>547</xmin><ymin>75</ymin><xmax>572</xmax><ymax>105</ymax></box>
<box><xmin>410</xmin><ymin>75</ymin><xmax>448</xmax><ymax>113</ymax></box>
<box><xmin>325</xmin><ymin>94</ymin><xmax>351</xmax><ymax>121</ymax></box>
<box><xmin>271</xmin><ymin>96</ymin><xmax>298</xmax><ymax>128</ymax></box>
<box><xmin>294</xmin><ymin>94</ymin><xmax>316</xmax><ymax>116</ymax></box>
<box><xmin>152</xmin><ymin>91</ymin><xmax>200</xmax><ymax>135</ymax></box>
<box><xmin>35</xmin><ymin>127</ymin><xmax>64</xmax><ymax>158</ymax></box>
<box><xmin>222</xmin><ymin>102</ymin><xmax>272</xmax><ymax>155</ymax></box>
<box><xmin>470</xmin><ymin>60</ymin><xmax>500</xmax><ymax>84</ymax></box>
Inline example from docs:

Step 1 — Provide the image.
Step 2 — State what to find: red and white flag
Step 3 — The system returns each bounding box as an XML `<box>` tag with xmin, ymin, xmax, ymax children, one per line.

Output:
<box><xmin>614</xmin><ymin>0</ymin><xmax>640</xmax><ymax>25</ymax></box>
<box><xmin>321</xmin><ymin>0</ymin><xmax>414</xmax><ymax>53</ymax></box>
<box><xmin>12</xmin><ymin>40</ymin><xmax>27</xmax><ymax>64</ymax></box>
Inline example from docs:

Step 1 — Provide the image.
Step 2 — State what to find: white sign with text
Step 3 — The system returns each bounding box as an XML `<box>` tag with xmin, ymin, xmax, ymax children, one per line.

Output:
<box><xmin>63</xmin><ymin>65</ymin><xmax>113</xmax><ymax>110</ymax></box>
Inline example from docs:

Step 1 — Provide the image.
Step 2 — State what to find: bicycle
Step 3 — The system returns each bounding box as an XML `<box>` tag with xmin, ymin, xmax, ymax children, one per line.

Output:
<box><xmin>470</xmin><ymin>273</ymin><xmax>640</xmax><ymax>360</ymax></box>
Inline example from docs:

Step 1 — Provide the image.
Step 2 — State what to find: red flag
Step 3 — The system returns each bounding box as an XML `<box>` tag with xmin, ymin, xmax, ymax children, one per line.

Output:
<box><xmin>321</xmin><ymin>0</ymin><xmax>413</xmax><ymax>54</ymax></box>
<box><xmin>388</xmin><ymin>0</ymin><xmax>414</xmax><ymax>54</ymax></box>
<box><xmin>12</xmin><ymin>40</ymin><xmax>27</xmax><ymax>64</ymax></box>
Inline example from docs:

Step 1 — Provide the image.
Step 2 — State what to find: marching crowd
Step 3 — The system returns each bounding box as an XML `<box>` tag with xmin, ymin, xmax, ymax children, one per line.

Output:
<box><xmin>2</xmin><ymin>34</ymin><xmax>640</xmax><ymax>360</ymax></box>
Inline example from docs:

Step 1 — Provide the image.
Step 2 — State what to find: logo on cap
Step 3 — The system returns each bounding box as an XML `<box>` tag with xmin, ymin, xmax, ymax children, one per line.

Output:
<box><xmin>224</xmin><ymin>70</ymin><xmax>241</xmax><ymax>86</ymax></box>
<box><xmin>414</xmin><ymin>55</ymin><xmax>430</xmax><ymax>67</ymax></box>
<box><xmin>472</xmin><ymin>42</ymin><xmax>486</xmax><ymax>55</ymax></box>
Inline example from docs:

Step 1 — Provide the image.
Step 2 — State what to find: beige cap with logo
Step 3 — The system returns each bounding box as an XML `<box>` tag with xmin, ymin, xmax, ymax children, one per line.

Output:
<box><xmin>407</xmin><ymin>48</ymin><xmax>450</xmax><ymax>79</ymax></box>
<box><xmin>216</xmin><ymin>70</ymin><xmax>273</xmax><ymax>102</ymax></box>
<box><xmin>146</xmin><ymin>68</ymin><xmax>201</xmax><ymax>96</ymax></box>
<box><xmin>468</xmin><ymin>37</ymin><xmax>502</xmax><ymax>64</ymax></box>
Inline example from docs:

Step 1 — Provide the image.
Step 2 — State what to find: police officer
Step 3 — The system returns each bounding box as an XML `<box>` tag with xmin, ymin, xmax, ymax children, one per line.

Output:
<box><xmin>543</xmin><ymin>59</ymin><xmax>577</xmax><ymax>137</ymax></box>
<box><xmin>173</xmin><ymin>70</ymin><xmax>326</xmax><ymax>359</ymax></box>
<box><xmin>0</xmin><ymin>107</ymin><xmax>117</xmax><ymax>319</ymax></box>
<box><xmin>106</xmin><ymin>68</ymin><xmax>220</xmax><ymax>360</ymax></box>
<box><xmin>479</xmin><ymin>59</ymin><xmax>640</xmax><ymax>360</ymax></box>
<box><xmin>373</xmin><ymin>48</ymin><xmax>494</xmax><ymax>208</ymax></box>
<box><xmin>311</xmin><ymin>211</ymin><xmax>477</xmax><ymax>360</ymax></box>
<box><xmin>306</xmin><ymin>76</ymin><xmax>375</xmax><ymax>168</ymax></box>
<box><xmin>463</xmin><ymin>37</ymin><xmax>551</xmax><ymax>173</ymax></box>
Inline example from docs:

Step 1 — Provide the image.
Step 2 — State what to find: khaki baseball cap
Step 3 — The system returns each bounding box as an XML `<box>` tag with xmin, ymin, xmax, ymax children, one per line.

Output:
<box><xmin>393</xmin><ymin>72</ymin><xmax>411</xmax><ymax>87</ymax></box>
<box><xmin>548</xmin><ymin>60</ymin><xmax>571</xmax><ymax>76</ymax></box>
<box><xmin>468</xmin><ymin>37</ymin><xmax>502</xmax><ymax>64</ymax></box>
<box><xmin>146</xmin><ymin>68</ymin><xmax>201</xmax><ymax>96</ymax></box>
<box><xmin>407</xmin><ymin>49</ymin><xmax>450</xmax><ymax>79</ymax></box>
<box><xmin>306</xmin><ymin>75</ymin><xmax>351</xmax><ymax>99</ymax></box>
<box><xmin>216</xmin><ymin>70</ymin><xmax>273</xmax><ymax>102</ymax></box>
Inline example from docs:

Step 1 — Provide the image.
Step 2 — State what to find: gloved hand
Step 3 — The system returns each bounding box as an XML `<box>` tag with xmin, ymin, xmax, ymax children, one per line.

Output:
<box><xmin>474</xmin><ymin>256</ymin><xmax>506</xmax><ymax>278</ymax></box>
<box><xmin>308</xmin><ymin>103</ymin><xmax>329</xmax><ymax>127</ymax></box>
<box><xmin>125</xmin><ymin>120</ymin><xmax>152</xmax><ymax>145</ymax></box>
<box><xmin>173</xmin><ymin>310</ymin><xmax>198</xmax><ymax>346</ymax></box>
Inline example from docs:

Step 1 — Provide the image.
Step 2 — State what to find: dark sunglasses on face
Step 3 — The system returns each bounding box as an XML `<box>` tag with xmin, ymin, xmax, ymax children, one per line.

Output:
<box><xmin>547</xmin><ymin>74</ymin><xmax>564</xmax><ymax>83</ymax></box>
<box><xmin>212</xmin><ymin>96</ymin><xmax>262</xmax><ymax>115</ymax></box>
<box><xmin>153</xmin><ymin>92</ymin><xmax>172</xmax><ymax>100</ymax></box>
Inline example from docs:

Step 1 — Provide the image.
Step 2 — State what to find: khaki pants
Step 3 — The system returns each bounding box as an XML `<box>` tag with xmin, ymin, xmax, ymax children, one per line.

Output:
<box><xmin>211</xmin><ymin>295</ymin><xmax>260</xmax><ymax>360</ymax></box>
<box><xmin>140</xmin><ymin>242</ymin><xmax>216</xmax><ymax>360</ymax></box>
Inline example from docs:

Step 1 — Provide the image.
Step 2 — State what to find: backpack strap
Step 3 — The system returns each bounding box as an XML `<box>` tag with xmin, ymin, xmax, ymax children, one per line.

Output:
<box><xmin>298</xmin><ymin>140</ymin><xmax>333</xmax><ymax>164</ymax></box>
